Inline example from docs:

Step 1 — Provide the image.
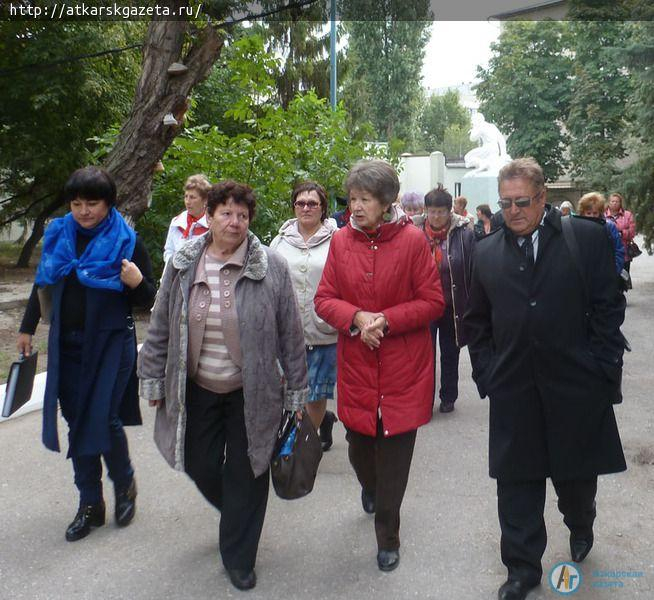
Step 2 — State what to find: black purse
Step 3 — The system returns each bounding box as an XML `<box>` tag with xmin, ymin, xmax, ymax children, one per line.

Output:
<box><xmin>627</xmin><ymin>240</ymin><xmax>642</xmax><ymax>259</ymax></box>
<box><xmin>271</xmin><ymin>409</ymin><xmax>323</xmax><ymax>500</ymax></box>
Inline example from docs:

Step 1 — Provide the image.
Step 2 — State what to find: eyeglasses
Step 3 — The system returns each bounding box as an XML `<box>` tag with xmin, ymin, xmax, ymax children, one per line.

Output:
<box><xmin>294</xmin><ymin>201</ymin><xmax>321</xmax><ymax>210</ymax></box>
<box><xmin>498</xmin><ymin>190</ymin><xmax>543</xmax><ymax>210</ymax></box>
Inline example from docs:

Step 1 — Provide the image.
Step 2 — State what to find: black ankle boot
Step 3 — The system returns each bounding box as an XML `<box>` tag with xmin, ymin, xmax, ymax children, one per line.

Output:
<box><xmin>319</xmin><ymin>411</ymin><xmax>338</xmax><ymax>451</ymax></box>
<box><xmin>65</xmin><ymin>501</ymin><xmax>106</xmax><ymax>541</ymax></box>
<box><xmin>115</xmin><ymin>478</ymin><xmax>137</xmax><ymax>527</ymax></box>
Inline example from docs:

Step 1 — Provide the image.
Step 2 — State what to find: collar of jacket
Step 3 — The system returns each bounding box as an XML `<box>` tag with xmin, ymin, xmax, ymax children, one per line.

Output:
<box><xmin>276</xmin><ymin>217</ymin><xmax>337</xmax><ymax>249</ymax></box>
<box><xmin>349</xmin><ymin>203</ymin><xmax>410</xmax><ymax>241</ymax></box>
<box><xmin>448</xmin><ymin>211</ymin><xmax>471</xmax><ymax>232</ymax></box>
<box><xmin>170</xmin><ymin>210</ymin><xmax>209</xmax><ymax>230</ymax></box>
<box><xmin>172</xmin><ymin>230</ymin><xmax>268</xmax><ymax>281</ymax></box>
<box><xmin>502</xmin><ymin>203</ymin><xmax>560</xmax><ymax>242</ymax></box>
<box><xmin>412</xmin><ymin>211</ymin><xmax>469</xmax><ymax>236</ymax></box>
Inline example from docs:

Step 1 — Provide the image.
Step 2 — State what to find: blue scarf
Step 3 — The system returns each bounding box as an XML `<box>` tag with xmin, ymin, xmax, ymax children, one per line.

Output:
<box><xmin>35</xmin><ymin>207</ymin><xmax>136</xmax><ymax>292</ymax></box>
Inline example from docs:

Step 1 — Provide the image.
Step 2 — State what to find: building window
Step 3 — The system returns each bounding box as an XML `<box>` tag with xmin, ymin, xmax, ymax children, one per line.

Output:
<box><xmin>455</xmin><ymin>182</ymin><xmax>461</xmax><ymax>197</ymax></box>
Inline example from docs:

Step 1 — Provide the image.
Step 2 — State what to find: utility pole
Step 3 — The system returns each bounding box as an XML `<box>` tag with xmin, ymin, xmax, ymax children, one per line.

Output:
<box><xmin>329</xmin><ymin>0</ymin><xmax>337</xmax><ymax>109</ymax></box>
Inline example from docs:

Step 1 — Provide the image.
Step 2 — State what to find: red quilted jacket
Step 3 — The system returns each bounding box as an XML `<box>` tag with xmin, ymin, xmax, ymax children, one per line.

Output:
<box><xmin>315</xmin><ymin>217</ymin><xmax>445</xmax><ymax>437</ymax></box>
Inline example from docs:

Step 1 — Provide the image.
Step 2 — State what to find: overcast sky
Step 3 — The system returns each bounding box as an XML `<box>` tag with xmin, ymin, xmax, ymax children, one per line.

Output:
<box><xmin>421</xmin><ymin>21</ymin><xmax>501</xmax><ymax>90</ymax></box>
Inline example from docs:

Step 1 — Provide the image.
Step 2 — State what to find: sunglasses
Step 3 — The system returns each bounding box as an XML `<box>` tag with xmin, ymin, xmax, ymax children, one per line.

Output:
<box><xmin>294</xmin><ymin>200</ymin><xmax>321</xmax><ymax>210</ymax></box>
<box><xmin>498</xmin><ymin>190</ymin><xmax>543</xmax><ymax>210</ymax></box>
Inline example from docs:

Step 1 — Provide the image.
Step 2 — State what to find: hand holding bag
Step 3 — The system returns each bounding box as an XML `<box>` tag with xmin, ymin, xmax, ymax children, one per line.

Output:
<box><xmin>271</xmin><ymin>409</ymin><xmax>323</xmax><ymax>500</ymax></box>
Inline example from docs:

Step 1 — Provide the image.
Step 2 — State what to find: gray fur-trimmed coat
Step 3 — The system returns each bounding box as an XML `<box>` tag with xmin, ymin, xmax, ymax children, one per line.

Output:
<box><xmin>137</xmin><ymin>231</ymin><xmax>308</xmax><ymax>477</ymax></box>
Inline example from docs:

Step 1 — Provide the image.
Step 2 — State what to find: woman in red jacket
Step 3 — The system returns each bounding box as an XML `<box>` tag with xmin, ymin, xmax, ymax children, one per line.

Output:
<box><xmin>315</xmin><ymin>159</ymin><xmax>444</xmax><ymax>572</ymax></box>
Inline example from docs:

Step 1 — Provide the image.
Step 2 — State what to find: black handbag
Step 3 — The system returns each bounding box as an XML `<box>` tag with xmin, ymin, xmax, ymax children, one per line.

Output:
<box><xmin>627</xmin><ymin>240</ymin><xmax>642</xmax><ymax>259</ymax></box>
<box><xmin>271</xmin><ymin>409</ymin><xmax>322</xmax><ymax>500</ymax></box>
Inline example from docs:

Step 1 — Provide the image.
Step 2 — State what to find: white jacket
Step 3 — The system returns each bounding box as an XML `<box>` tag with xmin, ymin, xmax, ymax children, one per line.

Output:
<box><xmin>270</xmin><ymin>218</ymin><xmax>338</xmax><ymax>346</ymax></box>
<box><xmin>163</xmin><ymin>211</ymin><xmax>209</xmax><ymax>263</ymax></box>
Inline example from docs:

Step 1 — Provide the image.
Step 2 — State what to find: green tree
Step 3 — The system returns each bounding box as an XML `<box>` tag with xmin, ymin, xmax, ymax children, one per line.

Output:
<box><xmin>442</xmin><ymin>124</ymin><xmax>476</xmax><ymax>159</ymax></box>
<box><xmin>566</xmin><ymin>21</ymin><xmax>635</xmax><ymax>189</ymax></box>
<box><xmin>251</xmin><ymin>1</ymin><xmax>346</xmax><ymax>109</ymax></box>
<box><xmin>0</xmin><ymin>20</ymin><xmax>144</xmax><ymax>266</ymax></box>
<box><xmin>475</xmin><ymin>21</ymin><xmax>573</xmax><ymax>182</ymax></box>
<box><xmin>417</xmin><ymin>89</ymin><xmax>471</xmax><ymax>153</ymax></box>
<box><xmin>341</xmin><ymin>1</ymin><xmax>431</xmax><ymax>145</ymax></box>
<box><xmin>620</xmin><ymin>19</ymin><xmax>654</xmax><ymax>249</ymax></box>
<box><xmin>138</xmin><ymin>36</ymin><xmax>390</xmax><ymax>275</ymax></box>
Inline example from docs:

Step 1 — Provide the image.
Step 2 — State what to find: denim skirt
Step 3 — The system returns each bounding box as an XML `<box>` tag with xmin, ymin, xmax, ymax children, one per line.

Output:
<box><xmin>306</xmin><ymin>343</ymin><xmax>337</xmax><ymax>402</ymax></box>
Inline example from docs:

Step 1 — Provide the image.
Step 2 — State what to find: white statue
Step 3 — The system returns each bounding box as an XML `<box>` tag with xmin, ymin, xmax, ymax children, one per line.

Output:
<box><xmin>464</xmin><ymin>113</ymin><xmax>511</xmax><ymax>176</ymax></box>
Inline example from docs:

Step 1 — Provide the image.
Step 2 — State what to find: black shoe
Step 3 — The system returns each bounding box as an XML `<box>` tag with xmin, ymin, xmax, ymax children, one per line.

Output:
<box><xmin>570</xmin><ymin>531</ymin><xmax>594</xmax><ymax>563</ymax></box>
<box><xmin>377</xmin><ymin>549</ymin><xmax>400</xmax><ymax>572</ymax></box>
<box><xmin>226</xmin><ymin>568</ymin><xmax>257</xmax><ymax>591</ymax></box>
<box><xmin>115</xmin><ymin>478</ymin><xmax>137</xmax><ymax>527</ymax></box>
<box><xmin>361</xmin><ymin>488</ymin><xmax>376</xmax><ymax>514</ymax></box>
<box><xmin>65</xmin><ymin>501</ymin><xmax>106</xmax><ymax>542</ymax></box>
<box><xmin>319</xmin><ymin>411</ymin><xmax>338</xmax><ymax>451</ymax></box>
<box><xmin>439</xmin><ymin>401</ymin><xmax>455</xmax><ymax>413</ymax></box>
<box><xmin>498</xmin><ymin>579</ymin><xmax>538</xmax><ymax>600</ymax></box>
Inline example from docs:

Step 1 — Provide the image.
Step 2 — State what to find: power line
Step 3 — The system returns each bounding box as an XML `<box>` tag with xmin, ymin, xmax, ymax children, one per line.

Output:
<box><xmin>0</xmin><ymin>43</ymin><xmax>143</xmax><ymax>77</ymax></box>
<box><xmin>0</xmin><ymin>0</ymin><xmax>322</xmax><ymax>78</ymax></box>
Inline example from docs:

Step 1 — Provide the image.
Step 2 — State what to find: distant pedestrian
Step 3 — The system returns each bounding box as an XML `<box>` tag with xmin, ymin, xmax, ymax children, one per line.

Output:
<box><xmin>162</xmin><ymin>174</ymin><xmax>211</xmax><ymax>262</ymax></box>
<box><xmin>315</xmin><ymin>159</ymin><xmax>444</xmax><ymax>573</ymax></box>
<box><xmin>399</xmin><ymin>191</ymin><xmax>424</xmax><ymax>218</ymax></box>
<box><xmin>17</xmin><ymin>166</ymin><xmax>156</xmax><ymax>542</ymax></box>
<box><xmin>577</xmin><ymin>192</ymin><xmax>624</xmax><ymax>275</ymax></box>
<box><xmin>270</xmin><ymin>181</ymin><xmax>339</xmax><ymax>450</ymax></box>
<box><xmin>453</xmin><ymin>195</ymin><xmax>469</xmax><ymax>218</ymax></box>
<box><xmin>559</xmin><ymin>200</ymin><xmax>574</xmax><ymax>216</ymax></box>
<box><xmin>464</xmin><ymin>157</ymin><xmax>626</xmax><ymax>600</ymax></box>
<box><xmin>474</xmin><ymin>203</ymin><xmax>493</xmax><ymax>240</ymax></box>
<box><xmin>138</xmin><ymin>180</ymin><xmax>308</xmax><ymax>592</ymax></box>
<box><xmin>605</xmin><ymin>192</ymin><xmax>637</xmax><ymax>273</ymax></box>
<box><xmin>417</xmin><ymin>185</ymin><xmax>474</xmax><ymax>413</ymax></box>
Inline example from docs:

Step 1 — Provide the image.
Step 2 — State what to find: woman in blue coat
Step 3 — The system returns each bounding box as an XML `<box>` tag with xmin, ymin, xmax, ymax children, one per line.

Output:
<box><xmin>17</xmin><ymin>167</ymin><xmax>156</xmax><ymax>541</ymax></box>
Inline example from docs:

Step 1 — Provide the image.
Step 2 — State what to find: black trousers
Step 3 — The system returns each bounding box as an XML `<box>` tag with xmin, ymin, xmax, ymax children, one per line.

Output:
<box><xmin>59</xmin><ymin>330</ymin><xmax>134</xmax><ymax>505</ymax></box>
<box><xmin>184</xmin><ymin>380</ymin><xmax>269</xmax><ymax>571</ymax></box>
<box><xmin>346</xmin><ymin>420</ymin><xmax>417</xmax><ymax>551</ymax></box>
<box><xmin>497</xmin><ymin>478</ymin><xmax>598</xmax><ymax>584</ymax></box>
<box><xmin>430</xmin><ymin>304</ymin><xmax>461</xmax><ymax>405</ymax></box>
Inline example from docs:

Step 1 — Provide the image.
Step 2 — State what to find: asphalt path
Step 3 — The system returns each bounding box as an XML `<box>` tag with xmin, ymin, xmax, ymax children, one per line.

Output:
<box><xmin>1</xmin><ymin>245</ymin><xmax>652</xmax><ymax>600</ymax></box>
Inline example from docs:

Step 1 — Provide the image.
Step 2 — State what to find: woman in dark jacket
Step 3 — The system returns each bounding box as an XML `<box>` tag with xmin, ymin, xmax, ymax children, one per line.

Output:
<box><xmin>474</xmin><ymin>203</ymin><xmax>493</xmax><ymax>240</ymax></box>
<box><xmin>16</xmin><ymin>167</ymin><xmax>156</xmax><ymax>542</ymax></box>
<box><xmin>417</xmin><ymin>186</ymin><xmax>474</xmax><ymax>413</ymax></box>
<box><xmin>315</xmin><ymin>160</ymin><xmax>444</xmax><ymax>572</ymax></box>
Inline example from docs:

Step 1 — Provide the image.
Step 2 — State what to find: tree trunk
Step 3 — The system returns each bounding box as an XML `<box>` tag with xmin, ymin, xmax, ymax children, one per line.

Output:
<box><xmin>15</xmin><ymin>198</ymin><xmax>63</xmax><ymax>268</ymax></box>
<box><xmin>104</xmin><ymin>7</ymin><xmax>224</xmax><ymax>221</ymax></box>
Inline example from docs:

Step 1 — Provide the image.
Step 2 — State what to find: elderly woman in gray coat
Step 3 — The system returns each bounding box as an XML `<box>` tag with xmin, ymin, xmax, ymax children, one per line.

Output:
<box><xmin>138</xmin><ymin>180</ymin><xmax>308</xmax><ymax>592</ymax></box>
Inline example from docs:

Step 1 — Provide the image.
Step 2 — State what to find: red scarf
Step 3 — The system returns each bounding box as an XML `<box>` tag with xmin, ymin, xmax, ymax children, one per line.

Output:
<box><xmin>181</xmin><ymin>212</ymin><xmax>208</xmax><ymax>239</ymax></box>
<box><xmin>424</xmin><ymin>220</ymin><xmax>449</xmax><ymax>268</ymax></box>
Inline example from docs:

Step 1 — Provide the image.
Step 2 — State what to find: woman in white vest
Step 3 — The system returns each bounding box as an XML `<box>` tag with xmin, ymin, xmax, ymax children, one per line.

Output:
<box><xmin>162</xmin><ymin>174</ymin><xmax>211</xmax><ymax>262</ymax></box>
<box><xmin>270</xmin><ymin>182</ymin><xmax>339</xmax><ymax>450</ymax></box>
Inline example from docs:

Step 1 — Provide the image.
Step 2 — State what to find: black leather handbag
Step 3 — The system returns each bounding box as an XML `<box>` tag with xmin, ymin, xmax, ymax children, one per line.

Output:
<box><xmin>271</xmin><ymin>409</ymin><xmax>323</xmax><ymax>500</ymax></box>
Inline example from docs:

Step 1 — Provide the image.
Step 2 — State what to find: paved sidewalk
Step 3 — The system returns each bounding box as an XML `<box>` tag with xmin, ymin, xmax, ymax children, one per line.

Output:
<box><xmin>0</xmin><ymin>250</ymin><xmax>652</xmax><ymax>600</ymax></box>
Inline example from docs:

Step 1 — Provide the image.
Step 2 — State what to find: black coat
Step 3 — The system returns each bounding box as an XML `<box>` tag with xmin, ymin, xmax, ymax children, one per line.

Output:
<box><xmin>464</xmin><ymin>207</ymin><xmax>626</xmax><ymax>482</ymax></box>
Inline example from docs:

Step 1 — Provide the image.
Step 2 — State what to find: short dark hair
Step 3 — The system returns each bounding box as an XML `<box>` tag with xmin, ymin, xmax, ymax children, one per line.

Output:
<box><xmin>477</xmin><ymin>204</ymin><xmax>492</xmax><ymax>220</ymax></box>
<box><xmin>424</xmin><ymin>185</ymin><xmax>452</xmax><ymax>210</ymax></box>
<box><xmin>291</xmin><ymin>181</ymin><xmax>329</xmax><ymax>222</ymax></box>
<box><xmin>207</xmin><ymin>180</ymin><xmax>256</xmax><ymax>221</ymax></box>
<box><xmin>62</xmin><ymin>166</ymin><xmax>117</xmax><ymax>206</ymax></box>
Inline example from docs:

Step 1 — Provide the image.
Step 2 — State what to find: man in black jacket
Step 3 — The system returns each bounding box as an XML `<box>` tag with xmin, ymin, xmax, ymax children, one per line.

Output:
<box><xmin>464</xmin><ymin>157</ymin><xmax>626</xmax><ymax>600</ymax></box>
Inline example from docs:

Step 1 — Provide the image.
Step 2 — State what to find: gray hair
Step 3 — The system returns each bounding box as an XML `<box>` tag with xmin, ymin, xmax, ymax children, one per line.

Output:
<box><xmin>345</xmin><ymin>159</ymin><xmax>400</xmax><ymax>207</ymax></box>
<box><xmin>498</xmin><ymin>157</ymin><xmax>545</xmax><ymax>191</ymax></box>
<box><xmin>400</xmin><ymin>191</ymin><xmax>424</xmax><ymax>211</ymax></box>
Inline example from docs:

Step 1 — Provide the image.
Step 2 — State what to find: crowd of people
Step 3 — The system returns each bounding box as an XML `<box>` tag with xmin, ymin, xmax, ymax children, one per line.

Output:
<box><xmin>16</xmin><ymin>156</ymin><xmax>638</xmax><ymax>599</ymax></box>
